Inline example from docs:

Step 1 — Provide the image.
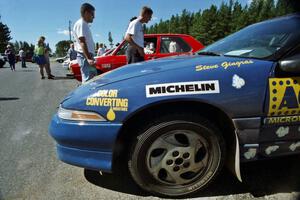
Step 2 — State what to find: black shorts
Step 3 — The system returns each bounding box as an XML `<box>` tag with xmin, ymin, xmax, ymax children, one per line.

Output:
<box><xmin>126</xmin><ymin>45</ymin><xmax>144</xmax><ymax>64</ymax></box>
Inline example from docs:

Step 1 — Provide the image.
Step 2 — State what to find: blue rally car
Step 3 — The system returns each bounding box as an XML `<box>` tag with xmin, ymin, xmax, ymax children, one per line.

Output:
<box><xmin>49</xmin><ymin>13</ymin><xmax>300</xmax><ymax>197</ymax></box>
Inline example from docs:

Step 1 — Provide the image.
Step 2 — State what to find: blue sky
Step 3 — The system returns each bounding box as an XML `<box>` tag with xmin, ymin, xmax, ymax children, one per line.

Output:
<box><xmin>0</xmin><ymin>0</ymin><xmax>250</xmax><ymax>50</ymax></box>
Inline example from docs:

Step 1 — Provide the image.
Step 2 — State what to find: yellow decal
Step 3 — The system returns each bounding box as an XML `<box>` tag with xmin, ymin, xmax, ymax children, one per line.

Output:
<box><xmin>195</xmin><ymin>60</ymin><xmax>254</xmax><ymax>72</ymax></box>
<box><xmin>106</xmin><ymin>107</ymin><xmax>116</xmax><ymax>121</ymax></box>
<box><xmin>86</xmin><ymin>89</ymin><xmax>129</xmax><ymax>121</ymax></box>
<box><xmin>265</xmin><ymin>116</ymin><xmax>300</xmax><ymax>125</ymax></box>
<box><xmin>268</xmin><ymin>78</ymin><xmax>300</xmax><ymax>116</ymax></box>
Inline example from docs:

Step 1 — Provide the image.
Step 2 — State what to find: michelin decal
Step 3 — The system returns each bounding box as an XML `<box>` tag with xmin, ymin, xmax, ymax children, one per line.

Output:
<box><xmin>146</xmin><ymin>80</ymin><xmax>220</xmax><ymax>98</ymax></box>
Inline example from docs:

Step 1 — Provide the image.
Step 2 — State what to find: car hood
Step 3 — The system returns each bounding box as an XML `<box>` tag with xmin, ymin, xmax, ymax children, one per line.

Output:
<box><xmin>64</xmin><ymin>55</ymin><xmax>271</xmax><ymax>103</ymax></box>
<box><xmin>87</xmin><ymin>55</ymin><xmax>201</xmax><ymax>86</ymax></box>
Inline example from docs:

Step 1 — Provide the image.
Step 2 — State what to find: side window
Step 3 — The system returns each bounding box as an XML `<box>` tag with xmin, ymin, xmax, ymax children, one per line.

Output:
<box><xmin>116</xmin><ymin>42</ymin><xmax>129</xmax><ymax>55</ymax></box>
<box><xmin>144</xmin><ymin>37</ymin><xmax>157</xmax><ymax>55</ymax></box>
<box><xmin>160</xmin><ymin>37</ymin><xmax>191</xmax><ymax>54</ymax></box>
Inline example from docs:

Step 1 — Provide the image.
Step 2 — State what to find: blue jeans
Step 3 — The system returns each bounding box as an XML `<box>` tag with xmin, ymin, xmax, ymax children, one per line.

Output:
<box><xmin>77</xmin><ymin>53</ymin><xmax>97</xmax><ymax>83</ymax></box>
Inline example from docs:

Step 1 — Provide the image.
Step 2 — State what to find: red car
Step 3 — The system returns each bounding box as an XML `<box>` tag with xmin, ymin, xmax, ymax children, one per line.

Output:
<box><xmin>71</xmin><ymin>34</ymin><xmax>204</xmax><ymax>81</ymax></box>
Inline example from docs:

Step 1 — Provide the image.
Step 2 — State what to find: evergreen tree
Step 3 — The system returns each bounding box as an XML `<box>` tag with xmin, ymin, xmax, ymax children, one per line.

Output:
<box><xmin>259</xmin><ymin>0</ymin><xmax>275</xmax><ymax>21</ymax></box>
<box><xmin>190</xmin><ymin>10</ymin><xmax>202</xmax><ymax>41</ymax></box>
<box><xmin>198</xmin><ymin>5</ymin><xmax>218</xmax><ymax>45</ymax></box>
<box><xmin>144</xmin><ymin>0</ymin><xmax>296</xmax><ymax>46</ymax></box>
<box><xmin>14</xmin><ymin>41</ymin><xmax>20</xmax><ymax>52</ymax></box>
<box><xmin>231</xmin><ymin>1</ymin><xmax>244</xmax><ymax>32</ymax></box>
<box><xmin>0</xmin><ymin>22</ymin><xmax>12</xmax><ymax>52</ymax></box>
<box><xmin>216</xmin><ymin>2</ymin><xmax>232</xmax><ymax>39</ymax></box>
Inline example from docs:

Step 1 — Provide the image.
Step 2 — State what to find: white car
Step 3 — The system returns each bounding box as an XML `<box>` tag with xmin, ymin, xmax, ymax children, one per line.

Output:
<box><xmin>0</xmin><ymin>55</ymin><xmax>6</xmax><ymax>68</ymax></box>
<box><xmin>62</xmin><ymin>58</ymin><xmax>70</xmax><ymax>69</ymax></box>
<box><xmin>56</xmin><ymin>56</ymin><xmax>67</xmax><ymax>63</ymax></box>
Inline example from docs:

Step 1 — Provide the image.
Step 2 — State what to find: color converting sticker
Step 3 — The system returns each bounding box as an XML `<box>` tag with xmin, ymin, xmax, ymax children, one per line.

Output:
<box><xmin>86</xmin><ymin>89</ymin><xmax>128</xmax><ymax>121</ymax></box>
<box><xmin>146</xmin><ymin>80</ymin><xmax>220</xmax><ymax>98</ymax></box>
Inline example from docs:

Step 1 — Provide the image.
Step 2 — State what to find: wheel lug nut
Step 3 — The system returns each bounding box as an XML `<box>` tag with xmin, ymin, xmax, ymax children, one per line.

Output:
<box><xmin>183</xmin><ymin>152</ymin><xmax>190</xmax><ymax>159</ymax></box>
<box><xmin>166</xmin><ymin>160</ymin><xmax>173</xmax><ymax>165</ymax></box>
<box><xmin>183</xmin><ymin>162</ymin><xmax>190</xmax><ymax>168</ymax></box>
<box><xmin>172</xmin><ymin>151</ymin><xmax>179</xmax><ymax>157</ymax></box>
<box><xmin>175</xmin><ymin>158</ymin><xmax>183</xmax><ymax>165</ymax></box>
<box><xmin>173</xmin><ymin>166</ymin><xmax>180</xmax><ymax>172</ymax></box>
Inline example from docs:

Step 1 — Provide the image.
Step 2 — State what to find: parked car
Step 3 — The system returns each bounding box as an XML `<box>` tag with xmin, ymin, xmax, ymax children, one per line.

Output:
<box><xmin>70</xmin><ymin>34</ymin><xmax>204</xmax><ymax>81</ymax></box>
<box><xmin>56</xmin><ymin>56</ymin><xmax>68</xmax><ymax>63</ymax></box>
<box><xmin>0</xmin><ymin>55</ymin><xmax>6</xmax><ymax>68</ymax></box>
<box><xmin>49</xmin><ymin>14</ymin><xmax>300</xmax><ymax>197</ymax></box>
<box><xmin>0</xmin><ymin>53</ymin><xmax>8</xmax><ymax>62</ymax></box>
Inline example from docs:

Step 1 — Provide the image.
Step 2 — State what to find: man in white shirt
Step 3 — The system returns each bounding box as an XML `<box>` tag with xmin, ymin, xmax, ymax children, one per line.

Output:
<box><xmin>73</xmin><ymin>3</ymin><xmax>96</xmax><ymax>83</ymax></box>
<box><xmin>125</xmin><ymin>6</ymin><xmax>153</xmax><ymax>64</ymax></box>
<box><xmin>19</xmin><ymin>48</ymin><xmax>26</xmax><ymax>68</ymax></box>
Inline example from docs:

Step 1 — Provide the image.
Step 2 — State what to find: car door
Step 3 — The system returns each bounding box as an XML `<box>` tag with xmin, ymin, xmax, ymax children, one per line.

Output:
<box><xmin>110</xmin><ymin>41</ymin><xmax>128</xmax><ymax>69</ymax></box>
<box><xmin>262</xmin><ymin>45</ymin><xmax>300</xmax><ymax>158</ymax></box>
<box><xmin>157</xmin><ymin>36</ymin><xmax>192</xmax><ymax>59</ymax></box>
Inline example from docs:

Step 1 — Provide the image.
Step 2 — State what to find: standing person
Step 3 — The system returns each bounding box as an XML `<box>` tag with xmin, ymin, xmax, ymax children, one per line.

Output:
<box><xmin>19</xmin><ymin>48</ymin><xmax>26</xmax><ymax>68</ymax></box>
<box><xmin>125</xmin><ymin>6</ymin><xmax>153</xmax><ymax>64</ymax></box>
<box><xmin>44</xmin><ymin>41</ymin><xmax>55</xmax><ymax>79</ymax></box>
<box><xmin>97</xmin><ymin>43</ymin><xmax>105</xmax><ymax>56</ymax></box>
<box><xmin>35</xmin><ymin>36</ymin><xmax>52</xmax><ymax>79</ymax></box>
<box><xmin>73</xmin><ymin>3</ymin><xmax>97</xmax><ymax>83</ymax></box>
<box><xmin>5</xmin><ymin>45</ymin><xmax>16</xmax><ymax>71</ymax></box>
<box><xmin>67</xmin><ymin>43</ymin><xmax>77</xmax><ymax>61</ymax></box>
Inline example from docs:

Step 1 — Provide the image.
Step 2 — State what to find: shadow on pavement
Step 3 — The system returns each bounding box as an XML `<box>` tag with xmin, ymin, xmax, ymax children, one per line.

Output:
<box><xmin>84</xmin><ymin>155</ymin><xmax>300</xmax><ymax>199</ymax></box>
<box><xmin>0</xmin><ymin>97</ymin><xmax>19</xmax><ymax>101</ymax></box>
<box><xmin>53</xmin><ymin>76</ymin><xmax>75</xmax><ymax>80</ymax></box>
<box><xmin>15</xmin><ymin>69</ymin><xmax>36</xmax><ymax>72</ymax></box>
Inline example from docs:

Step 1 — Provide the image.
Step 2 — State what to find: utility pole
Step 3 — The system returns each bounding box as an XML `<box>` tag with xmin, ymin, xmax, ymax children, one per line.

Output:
<box><xmin>68</xmin><ymin>20</ymin><xmax>72</xmax><ymax>41</ymax></box>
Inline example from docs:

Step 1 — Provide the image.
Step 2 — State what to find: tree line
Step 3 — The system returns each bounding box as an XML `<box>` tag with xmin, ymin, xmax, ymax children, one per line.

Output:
<box><xmin>144</xmin><ymin>0</ymin><xmax>299</xmax><ymax>46</ymax></box>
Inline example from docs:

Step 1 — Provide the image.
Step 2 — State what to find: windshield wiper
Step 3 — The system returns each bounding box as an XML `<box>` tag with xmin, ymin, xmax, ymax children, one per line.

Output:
<box><xmin>197</xmin><ymin>51</ymin><xmax>221</xmax><ymax>56</ymax></box>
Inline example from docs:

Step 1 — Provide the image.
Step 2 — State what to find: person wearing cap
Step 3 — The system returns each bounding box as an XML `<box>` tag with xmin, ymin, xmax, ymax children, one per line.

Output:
<box><xmin>73</xmin><ymin>3</ymin><xmax>97</xmax><ymax>83</ymax></box>
<box><xmin>125</xmin><ymin>6</ymin><xmax>153</xmax><ymax>64</ymax></box>
<box><xmin>5</xmin><ymin>45</ymin><xmax>16</xmax><ymax>71</ymax></box>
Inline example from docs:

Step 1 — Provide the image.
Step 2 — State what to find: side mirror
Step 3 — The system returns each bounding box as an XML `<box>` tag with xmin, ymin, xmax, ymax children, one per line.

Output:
<box><xmin>279</xmin><ymin>55</ymin><xmax>300</xmax><ymax>73</ymax></box>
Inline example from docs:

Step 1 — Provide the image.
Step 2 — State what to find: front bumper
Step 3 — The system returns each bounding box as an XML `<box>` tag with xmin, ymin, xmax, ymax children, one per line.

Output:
<box><xmin>49</xmin><ymin>114</ymin><xmax>122</xmax><ymax>172</ymax></box>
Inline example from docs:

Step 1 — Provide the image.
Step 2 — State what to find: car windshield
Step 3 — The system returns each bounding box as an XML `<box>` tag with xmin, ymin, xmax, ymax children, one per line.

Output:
<box><xmin>199</xmin><ymin>15</ymin><xmax>300</xmax><ymax>59</ymax></box>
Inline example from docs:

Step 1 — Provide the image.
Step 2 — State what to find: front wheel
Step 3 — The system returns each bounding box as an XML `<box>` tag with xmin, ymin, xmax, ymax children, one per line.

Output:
<box><xmin>128</xmin><ymin>114</ymin><xmax>226</xmax><ymax>197</ymax></box>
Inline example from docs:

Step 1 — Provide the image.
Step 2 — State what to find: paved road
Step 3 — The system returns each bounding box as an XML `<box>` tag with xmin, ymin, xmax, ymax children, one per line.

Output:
<box><xmin>0</xmin><ymin>62</ymin><xmax>299</xmax><ymax>200</ymax></box>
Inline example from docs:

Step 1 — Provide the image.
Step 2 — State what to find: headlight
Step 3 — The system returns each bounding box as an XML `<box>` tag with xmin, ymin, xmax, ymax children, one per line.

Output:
<box><xmin>58</xmin><ymin>106</ymin><xmax>106</xmax><ymax>122</ymax></box>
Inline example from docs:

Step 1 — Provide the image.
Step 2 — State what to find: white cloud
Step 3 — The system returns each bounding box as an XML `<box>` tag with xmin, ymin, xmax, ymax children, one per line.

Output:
<box><xmin>95</xmin><ymin>34</ymin><xmax>100</xmax><ymax>37</ymax></box>
<box><xmin>247</xmin><ymin>0</ymin><xmax>253</xmax><ymax>5</ymax></box>
<box><xmin>57</xmin><ymin>29</ymin><xmax>72</xmax><ymax>36</ymax></box>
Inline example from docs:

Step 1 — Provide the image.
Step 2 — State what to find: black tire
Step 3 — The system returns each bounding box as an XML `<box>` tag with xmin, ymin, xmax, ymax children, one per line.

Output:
<box><xmin>128</xmin><ymin>113</ymin><xmax>226</xmax><ymax>197</ymax></box>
